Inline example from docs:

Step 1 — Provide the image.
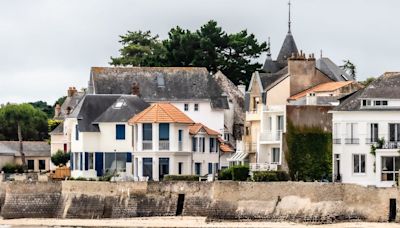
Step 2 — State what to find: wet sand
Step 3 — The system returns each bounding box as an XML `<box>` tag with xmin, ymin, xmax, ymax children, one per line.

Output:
<box><xmin>0</xmin><ymin>217</ymin><xmax>400</xmax><ymax>228</ymax></box>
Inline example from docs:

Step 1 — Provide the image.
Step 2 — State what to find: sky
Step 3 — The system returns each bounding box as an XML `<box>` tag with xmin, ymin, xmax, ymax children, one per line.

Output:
<box><xmin>1</xmin><ymin>0</ymin><xmax>400</xmax><ymax>105</ymax></box>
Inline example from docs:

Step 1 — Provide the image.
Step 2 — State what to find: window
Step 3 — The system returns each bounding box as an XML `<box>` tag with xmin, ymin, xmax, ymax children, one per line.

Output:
<box><xmin>88</xmin><ymin>153</ymin><xmax>94</xmax><ymax>170</ymax></box>
<box><xmin>208</xmin><ymin>163</ymin><xmax>213</xmax><ymax>174</ymax></box>
<box><xmin>115</xmin><ymin>100</ymin><xmax>124</xmax><ymax>108</ymax></box>
<box><xmin>192</xmin><ymin>137</ymin><xmax>197</xmax><ymax>152</ymax></box>
<box><xmin>116</xmin><ymin>124</ymin><xmax>126</xmax><ymax>140</ymax></box>
<box><xmin>268</xmin><ymin>117</ymin><xmax>272</xmax><ymax>131</ymax></box>
<box><xmin>195</xmin><ymin>163</ymin><xmax>201</xmax><ymax>176</ymax></box>
<box><xmin>381</xmin><ymin>156</ymin><xmax>400</xmax><ymax>181</ymax></box>
<box><xmin>353</xmin><ymin>154</ymin><xmax>366</xmax><ymax>174</ymax></box>
<box><xmin>194</xmin><ymin>103</ymin><xmax>199</xmax><ymax>111</ymax></box>
<box><xmin>214</xmin><ymin>163</ymin><xmax>219</xmax><ymax>173</ymax></box>
<box><xmin>374</xmin><ymin>100</ymin><xmax>388</xmax><ymax>106</ymax></box>
<box><xmin>346</xmin><ymin>123</ymin><xmax>359</xmax><ymax>144</ymax></box>
<box><xmin>27</xmin><ymin>160</ymin><xmax>34</xmax><ymax>170</ymax></box>
<box><xmin>105</xmin><ymin>153</ymin><xmax>127</xmax><ymax>173</ymax></box>
<box><xmin>209</xmin><ymin>138</ymin><xmax>216</xmax><ymax>152</ymax></box>
<box><xmin>272</xmin><ymin>148</ymin><xmax>280</xmax><ymax>163</ymax></box>
<box><xmin>362</xmin><ymin>99</ymin><xmax>372</xmax><ymax>107</ymax></box>
<box><xmin>224</xmin><ymin>133</ymin><xmax>230</xmax><ymax>142</ymax></box>
<box><xmin>39</xmin><ymin>160</ymin><xmax>46</xmax><ymax>170</ymax></box>
<box><xmin>252</xmin><ymin>97</ymin><xmax>259</xmax><ymax>111</ymax></box>
<box><xmin>159</xmin><ymin>123</ymin><xmax>169</xmax><ymax>140</ymax></box>
<box><xmin>277</xmin><ymin>116</ymin><xmax>284</xmax><ymax>131</ymax></box>
<box><xmin>199</xmin><ymin>137</ymin><xmax>205</xmax><ymax>152</ymax></box>
<box><xmin>389</xmin><ymin>124</ymin><xmax>400</xmax><ymax>142</ymax></box>
<box><xmin>184</xmin><ymin>103</ymin><xmax>189</xmax><ymax>111</ymax></box>
<box><xmin>383</xmin><ymin>101</ymin><xmax>388</xmax><ymax>106</ymax></box>
<box><xmin>75</xmin><ymin>124</ymin><xmax>79</xmax><ymax>141</ymax></box>
<box><xmin>142</xmin><ymin>123</ymin><xmax>152</xmax><ymax>140</ymax></box>
<box><xmin>245</xmin><ymin>127</ymin><xmax>250</xmax><ymax>136</ymax></box>
<box><xmin>369</xmin><ymin>123</ymin><xmax>379</xmax><ymax>143</ymax></box>
<box><xmin>178</xmin><ymin>130</ymin><xmax>183</xmax><ymax>151</ymax></box>
<box><xmin>333</xmin><ymin>123</ymin><xmax>341</xmax><ymax>144</ymax></box>
<box><xmin>63</xmin><ymin>143</ymin><xmax>67</xmax><ymax>153</ymax></box>
<box><xmin>178</xmin><ymin>162</ymin><xmax>183</xmax><ymax>174</ymax></box>
<box><xmin>143</xmin><ymin>158</ymin><xmax>153</xmax><ymax>180</ymax></box>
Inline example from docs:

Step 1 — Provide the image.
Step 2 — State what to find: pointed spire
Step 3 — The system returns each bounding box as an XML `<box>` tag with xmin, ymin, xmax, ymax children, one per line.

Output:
<box><xmin>288</xmin><ymin>0</ymin><xmax>292</xmax><ymax>33</ymax></box>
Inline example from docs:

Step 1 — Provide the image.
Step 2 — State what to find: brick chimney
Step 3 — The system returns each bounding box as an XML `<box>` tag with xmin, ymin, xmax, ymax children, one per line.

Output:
<box><xmin>54</xmin><ymin>104</ymin><xmax>61</xmax><ymax>118</ymax></box>
<box><xmin>67</xmin><ymin>87</ymin><xmax>78</xmax><ymax>97</ymax></box>
<box><xmin>132</xmin><ymin>82</ymin><xmax>140</xmax><ymax>97</ymax></box>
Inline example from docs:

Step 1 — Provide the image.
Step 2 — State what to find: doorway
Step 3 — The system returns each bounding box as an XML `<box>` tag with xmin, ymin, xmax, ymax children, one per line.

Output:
<box><xmin>389</xmin><ymin>198</ymin><xmax>396</xmax><ymax>222</ymax></box>
<box><xmin>176</xmin><ymin>194</ymin><xmax>185</xmax><ymax>216</ymax></box>
<box><xmin>334</xmin><ymin>154</ymin><xmax>341</xmax><ymax>182</ymax></box>
<box><xmin>143</xmin><ymin>158</ymin><xmax>153</xmax><ymax>180</ymax></box>
<box><xmin>159</xmin><ymin>158</ymin><xmax>170</xmax><ymax>180</ymax></box>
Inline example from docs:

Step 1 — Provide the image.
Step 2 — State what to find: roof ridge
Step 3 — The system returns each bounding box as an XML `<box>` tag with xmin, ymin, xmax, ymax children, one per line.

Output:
<box><xmin>158</xmin><ymin>103</ymin><xmax>176</xmax><ymax>122</ymax></box>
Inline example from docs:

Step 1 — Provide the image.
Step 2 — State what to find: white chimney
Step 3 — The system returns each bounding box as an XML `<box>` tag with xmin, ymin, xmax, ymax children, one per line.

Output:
<box><xmin>237</xmin><ymin>84</ymin><xmax>246</xmax><ymax>95</ymax></box>
<box><xmin>306</xmin><ymin>93</ymin><xmax>317</xmax><ymax>105</ymax></box>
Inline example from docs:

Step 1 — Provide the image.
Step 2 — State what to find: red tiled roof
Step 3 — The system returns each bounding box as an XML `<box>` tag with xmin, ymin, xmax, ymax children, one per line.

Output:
<box><xmin>128</xmin><ymin>103</ymin><xmax>194</xmax><ymax>124</ymax></box>
<box><xmin>189</xmin><ymin>123</ymin><xmax>220</xmax><ymax>136</ymax></box>
<box><xmin>289</xmin><ymin>81</ymin><xmax>354</xmax><ymax>100</ymax></box>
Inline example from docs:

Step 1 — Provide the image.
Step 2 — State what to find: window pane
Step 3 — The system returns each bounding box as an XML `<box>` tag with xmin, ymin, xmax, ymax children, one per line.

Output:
<box><xmin>382</xmin><ymin>157</ymin><xmax>394</xmax><ymax>171</ymax></box>
<box><xmin>353</xmin><ymin>155</ymin><xmax>359</xmax><ymax>173</ymax></box>
<box><xmin>360</xmin><ymin>155</ymin><xmax>365</xmax><ymax>173</ymax></box>
<box><xmin>390</xmin><ymin>124</ymin><xmax>396</xmax><ymax>141</ymax></box>
<box><xmin>143</xmin><ymin>123</ymin><xmax>152</xmax><ymax>140</ymax></box>
<box><xmin>192</xmin><ymin>137</ymin><xmax>197</xmax><ymax>152</ymax></box>
<box><xmin>28</xmin><ymin>160</ymin><xmax>34</xmax><ymax>170</ymax></box>
<box><xmin>159</xmin><ymin>123</ymin><xmax>169</xmax><ymax>140</ymax></box>
<box><xmin>396</xmin><ymin>157</ymin><xmax>400</xmax><ymax>171</ymax></box>
<box><xmin>397</xmin><ymin>124</ymin><xmax>400</xmax><ymax>141</ymax></box>
<box><xmin>116</xmin><ymin>124</ymin><xmax>125</xmax><ymax>140</ymax></box>
<box><xmin>208</xmin><ymin>163</ymin><xmax>212</xmax><ymax>174</ymax></box>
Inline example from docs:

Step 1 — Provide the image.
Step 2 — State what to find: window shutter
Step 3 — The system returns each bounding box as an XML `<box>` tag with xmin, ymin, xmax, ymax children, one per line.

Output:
<box><xmin>85</xmin><ymin>152</ymin><xmax>89</xmax><ymax>171</ymax></box>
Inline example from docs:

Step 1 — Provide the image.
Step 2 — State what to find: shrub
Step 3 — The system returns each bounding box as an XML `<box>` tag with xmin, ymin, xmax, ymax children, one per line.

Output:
<box><xmin>1</xmin><ymin>163</ymin><xmax>24</xmax><ymax>174</ymax></box>
<box><xmin>218</xmin><ymin>167</ymin><xmax>233</xmax><ymax>180</ymax></box>
<box><xmin>232</xmin><ymin>165</ymin><xmax>249</xmax><ymax>181</ymax></box>
<box><xmin>75</xmin><ymin>177</ymin><xmax>87</xmax><ymax>181</ymax></box>
<box><xmin>163</xmin><ymin>175</ymin><xmax>199</xmax><ymax>181</ymax></box>
<box><xmin>51</xmin><ymin>150</ymin><xmax>70</xmax><ymax>166</ymax></box>
<box><xmin>99</xmin><ymin>172</ymin><xmax>113</xmax><ymax>181</ymax></box>
<box><xmin>252</xmin><ymin>171</ymin><xmax>290</xmax><ymax>182</ymax></box>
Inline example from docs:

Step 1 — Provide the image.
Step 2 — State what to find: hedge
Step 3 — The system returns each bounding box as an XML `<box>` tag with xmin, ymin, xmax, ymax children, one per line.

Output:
<box><xmin>1</xmin><ymin>163</ymin><xmax>24</xmax><ymax>174</ymax></box>
<box><xmin>252</xmin><ymin>171</ymin><xmax>290</xmax><ymax>182</ymax></box>
<box><xmin>218</xmin><ymin>165</ymin><xmax>249</xmax><ymax>181</ymax></box>
<box><xmin>163</xmin><ymin>175</ymin><xmax>199</xmax><ymax>181</ymax></box>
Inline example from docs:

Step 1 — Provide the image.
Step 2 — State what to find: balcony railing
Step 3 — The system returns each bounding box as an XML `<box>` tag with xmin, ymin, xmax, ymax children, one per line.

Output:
<box><xmin>365</xmin><ymin>138</ymin><xmax>379</xmax><ymax>145</ymax></box>
<box><xmin>333</xmin><ymin>138</ymin><xmax>341</xmax><ymax>144</ymax></box>
<box><xmin>244</xmin><ymin>143</ymin><xmax>257</xmax><ymax>153</ymax></box>
<box><xmin>143</xmin><ymin>141</ymin><xmax>152</xmax><ymax>150</ymax></box>
<box><xmin>159</xmin><ymin>140</ymin><xmax>170</xmax><ymax>151</ymax></box>
<box><xmin>259</xmin><ymin>131</ymin><xmax>282</xmax><ymax>142</ymax></box>
<box><xmin>178</xmin><ymin>141</ymin><xmax>183</xmax><ymax>151</ymax></box>
<box><xmin>345</xmin><ymin>138</ymin><xmax>359</xmax><ymax>144</ymax></box>
<box><xmin>378</xmin><ymin>141</ymin><xmax>400</xmax><ymax>149</ymax></box>
<box><xmin>250</xmin><ymin>163</ymin><xmax>278</xmax><ymax>172</ymax></box>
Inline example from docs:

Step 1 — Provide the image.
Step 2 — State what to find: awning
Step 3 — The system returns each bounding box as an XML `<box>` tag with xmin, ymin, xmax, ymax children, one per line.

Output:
<box><xmin>227</xmin><ymin>152</ymin><xmax>248</xmax><ymax>162</ymax></box>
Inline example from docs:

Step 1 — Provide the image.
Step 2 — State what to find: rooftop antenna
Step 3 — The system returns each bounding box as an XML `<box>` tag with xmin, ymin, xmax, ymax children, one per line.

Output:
<box><xmin>267</xmin><ymin>37</ymin><xmax>272</xmax><ymax>59</ymax></box>
<box><xmin>320</xmin><ymin>49</ymin><xmax>323</xmax><ymax>58</ymax></box>
<box><xmin>288</xmin><ymin>0</ymin><xmax>292</xmax><ymax>33</ymax></box>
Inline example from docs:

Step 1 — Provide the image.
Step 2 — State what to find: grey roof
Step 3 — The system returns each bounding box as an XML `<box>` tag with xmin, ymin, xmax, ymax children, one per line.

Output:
<box><xmin>277</xmin><ymin>32</ymin><xmax>298</xmax><ymax>61</ymax></box>
<box><xmin>69</xmin><ymin>94</ymin><xmax>149</xmax><ymax>132</ymax></box>
<box><xmin>50</xmin><ymin>122</ymin><xmax>64</xmax><ymax>135</ymax></box>
<box><xmin>259</xmin><ymin>67</ymin><xmax>289</xmax><ymax>91</ymax></box>
<box><xmin>317</xmin><ymin>58</ymin><xmax>352</xmax><ymax>82</ymax></box>
<box><xmin>335</xmin><ymin>73</ymin><xmax>400</xmax><ymax>111</ymax></box>
<box><xmin>244</xmin><ymin>92</ymin><xmax>250</xmax><ymax>112</ymax></box>
<box><xmin>0</xmin><ymin>141</ymin><xmax>50</xmax><ymax>157</ymax></box>
<box><xmin>94</xmin><ymin>95</ymin><xmax>150</xmax><ymax>123</ymax></box>
<box><xmin>89</xmin><ymin>67</ymin><xmax>229</xmax><ymax>109</ymax></box>
<box><xmin>54</xmin><ymin>92</ymin><xmax>85</xmax><ymax>120</ymax></box>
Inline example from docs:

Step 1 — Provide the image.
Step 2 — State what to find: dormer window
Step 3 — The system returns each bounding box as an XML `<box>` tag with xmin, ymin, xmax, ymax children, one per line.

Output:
<box><xmin>374</xmin><ymin>100</ymin><xmax>388</xmax><ymax>106</ymax></box>
<box><xmin>362</xmin><ymin>100</ymin><xmax>371</xmax><ymax>107</ymax></box>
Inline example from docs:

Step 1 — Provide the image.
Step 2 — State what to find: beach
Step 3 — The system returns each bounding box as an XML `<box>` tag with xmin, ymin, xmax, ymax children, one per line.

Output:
<box><xmin>0</xmin><ymin>217</ymin><xmax>400</xmax><ymax>228</ymax></box>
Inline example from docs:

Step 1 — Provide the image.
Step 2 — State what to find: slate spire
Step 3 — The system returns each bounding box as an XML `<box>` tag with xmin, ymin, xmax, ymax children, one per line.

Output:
<box><xmin>276</xmin><ymin>0</ymin><xmax>298</xmax><ymax>61</ymax></box>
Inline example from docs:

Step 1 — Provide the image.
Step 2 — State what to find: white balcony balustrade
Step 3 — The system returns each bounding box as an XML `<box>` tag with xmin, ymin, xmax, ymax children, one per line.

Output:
<box><xmin>142</xmin><ymin>141</ymin><xmax>153</xmax><ymax>150</ymax></box>
<box><xmin>159</xmin><ymin>140</ymin><xmax>170</xmax><ymax>151</ymax></box>
<box><xmin>259</xmin><ymin>131</ymin><xmax>282</xmax><ymax>142</ymax></box>
<box><xmin>250</xmin><ymin>163</ymin><xmax>278</xmax><ymax>172</ymax></box>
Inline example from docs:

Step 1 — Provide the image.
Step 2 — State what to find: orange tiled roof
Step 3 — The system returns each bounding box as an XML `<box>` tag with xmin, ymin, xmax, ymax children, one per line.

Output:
<box><xmin>289</xmin><ymin>81</ymin><xmax>354</xmax><ymax>100</ymax></box>
<box><xmin>189</xmin><ymin>123</ymin><xmax>220</xmax><ymax>136</ymax></box>
<box><xmin>128</xmin><ymin>103</ymin><xmax>194</xmax><ymax>124</ymax></box>
<box><xmin>220</xmin><ymin>143</ymin><xmax>234</xmax><ymax>153</ymax></box>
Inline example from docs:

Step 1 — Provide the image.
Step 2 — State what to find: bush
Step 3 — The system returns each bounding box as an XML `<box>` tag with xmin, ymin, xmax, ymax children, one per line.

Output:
<box><xmin>163</xmin><ymin>175</ymin><xmax>199</xmax><ymax>181</ymax></box>
<box><xmin>252</xmin><ymin>171</ymin><xmax>290</xmax><ymax>182</ymax></box>
<box><xmin>51</xmin><ymin>150</ymin><xmax>70</xmax><ymax>166</ymax></box>
<box><xmin>99</xmin><ymin>172</ymin><xmax>113</xmax><ymax>181</ymax></box>
<box><xmin>75</xmin><ymin>177</ymin><xmax>87</xmax><ymax>181</ymax></box>
<box><xmin>232</xmin><ymin>165</ymin><xmax>249</xmax><ymax>181</ymax></box>
<box><xmin>218</xmin><ymin>167</ymin><xmax>233</xmax><ymax>180</ymax></box>
<box><xmin>1</xmin><ymin>163</ymin><xmax>24</xmax><ymax>174</ymax></box>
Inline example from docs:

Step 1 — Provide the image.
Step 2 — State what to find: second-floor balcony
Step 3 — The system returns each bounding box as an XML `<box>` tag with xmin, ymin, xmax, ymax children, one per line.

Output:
<box><xmin>143</xmin><ymin>140</ymin><xmax>153</xmax><ymax>150</ymax></box>
<box><xmin>159</xmin><ymin>140</ymin><xmax>170</xmax><ymax>151</ymax></box>
<box><xmin>375</xmin><ymin>141</ymin><xmax>400</xmax><ymax>150</ymax></box>
<box><xmin>345</xmin><ymin>138</ymin><xmax>359</xmax><ymax>145</ymax></box>
<box><xmin>250</xmin><ymin>163</ymin><xmax>278</xmax><ymax>172</ymax></box>
<box><xmin>259</xmin><ymin>131</ymin><xmax>282</xmax><ymax>142</ymax></box>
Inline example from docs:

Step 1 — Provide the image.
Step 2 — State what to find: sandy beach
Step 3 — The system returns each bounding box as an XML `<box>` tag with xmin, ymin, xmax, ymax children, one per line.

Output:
<box><xmin>0</xmin><ymin>217</ymin><xmax>399</xmax><ymax>228</ymax></box>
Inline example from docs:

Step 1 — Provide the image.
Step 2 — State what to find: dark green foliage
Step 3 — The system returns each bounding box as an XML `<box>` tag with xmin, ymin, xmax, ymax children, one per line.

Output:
<box><xmin>51</xmin><ymin>150</ymin><xmax>70</xmax><ymax>166</ymax></box>
<box><xmin>163</xmin><ymin>175</ymin><xmax>199</xmax><ymax>181</ymax></box>
<box><xmin>0</xmin><ymin>103</ymin><xmax>49</xmax><ymax>141</ymax></box>
<box><xmin>110</xmin><ymin>20</ymin><xmax>267</xmax><ymax>85</ymax></box>
<box><xmin>232</xmin><ymin>165</ymin><xmax>249</xmax><ymax>181</ymax></box>
<box><xmin>29</xmin><ymin>101</ymin><xmax>54</xmax><ymax>119</ymax></box>
<box><xmin>252</xmin><ymin>171</ymin><xmax>290</xmax><ymax>182</ymax></box>
<box><xmin>340</xmin><ymin>59</ymin><xmax>356</xmax><ymax>80</ymax></box>
<box><xmin>286</xmin><ymin>121</ymin><xmax>332</xmax><ymax>181</ymax></box>
<box><xmin>1</xmin><ymin>163</ymin><xmax>24</xmax><ymax>174</ymax></box>
<box><xmin>54</xmin><ymin>96</ymin><xmax>67</xmax><ymax>106</ymax></box>
<box><xmin>218</xmin><ymin>167</ymin><xmax>233</xmax><ymax>180</ymax></box>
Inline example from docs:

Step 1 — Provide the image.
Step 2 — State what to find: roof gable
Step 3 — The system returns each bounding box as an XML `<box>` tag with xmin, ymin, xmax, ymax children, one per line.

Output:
<box><xmin>189</xmin><ymin>123</ymin><xmax>220</xmax><ymax>136</ymax></box>
<box><xmin>129</xmin><ymin>103</ymin><xmax>194</xmax><ymax>124</ymax></box>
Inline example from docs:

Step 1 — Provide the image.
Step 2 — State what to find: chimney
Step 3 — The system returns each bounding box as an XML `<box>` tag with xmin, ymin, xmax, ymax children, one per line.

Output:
<box><xmin>132</xmin><ymin>82</ymin><xmax>140</xmax><ymax>96</ymax></box>
<box><xmin>306</xmin><ymin>93</ymin><xmax>317</xmax><ymax>105</ymax></box>
<box><xmin>67</xmin><ymin>87</ymin><xmax>77</xmax><ymax>97</ymax></box>
<box><xmin>237</xmin><ymin>84</ymin><xmax>246</xmax><ymax>95</ymax></box>
<box><xmin>54</xmin><ymin>104</ymin><xmax>61</xmax><ymax>118</ymax></box>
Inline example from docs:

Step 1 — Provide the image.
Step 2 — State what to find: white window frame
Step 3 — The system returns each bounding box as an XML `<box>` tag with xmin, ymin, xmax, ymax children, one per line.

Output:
<box><xmin>352</xmin><ymin>154</ymin><xmax>366</xmax><ymax>174</ymax></box>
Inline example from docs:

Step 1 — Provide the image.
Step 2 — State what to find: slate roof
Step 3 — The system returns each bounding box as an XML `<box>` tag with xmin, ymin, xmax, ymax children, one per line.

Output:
<box><xmin>50</xmin><ymin>122</ymin><xmax>64</xmax><ymax>135</ymax></box>
<box><xmin>69</xmin><ymin>94</ymin><xmax>149</xmax><ymax>132</ymax></box>
<box><xmin>316</xmin><ymin>57</ymin><xmax>352</xmax><ymax>81</ymax></box>
<box><xmin>89</xmin><ymin>67</ymin><xmax>229</xmax><ymax>109</ymax></box>
<box><xmin>55</xmin><ymin>92</ymin><xmax>85</xmax><ymax>120</ymax></box>
<box><xmin>277</xmin><ymin>32</ymin><xmax>298</xmax><ymax>61</ymax></box>
<box><xmin>259</xmin><ymin>67</ymin><xmax>289</xmax><ymax>91</ymax></box>
<box><xmin>335</xmin><ymin>72</ymin><xmax>400</xmax><ymax>111</ymax></box>
<box><xmin>129</xmin><ymin>103</ymin><xmax>194</xmax><ymax>124</ymax></box>
<box><xmin>189</xmin><ymin>123</ymin><xmax>220</xmax><ymax>136</ymax></box>
<box><xmin>0</xmin><ymin>141</ymin><xmax>50</xmax><ymax>157</ymax></box>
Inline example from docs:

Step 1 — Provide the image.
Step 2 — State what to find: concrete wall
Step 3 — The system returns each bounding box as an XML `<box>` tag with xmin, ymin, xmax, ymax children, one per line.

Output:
<box><xmin>1</xmin><ymin>181</ymin><xmax>400</xmax><ymax>223</ymax></box>
<box><xmin>286</xmin><ymin>105</ymin><xmax>333</xmax><ymax>132</ymax></box>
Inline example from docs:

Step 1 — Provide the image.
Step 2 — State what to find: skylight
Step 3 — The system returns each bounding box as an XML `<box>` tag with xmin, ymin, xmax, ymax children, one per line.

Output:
<box><xmin>115</xmin><ymin>100</ymin><xmax>125</xmax><ymax>108</ymax></box>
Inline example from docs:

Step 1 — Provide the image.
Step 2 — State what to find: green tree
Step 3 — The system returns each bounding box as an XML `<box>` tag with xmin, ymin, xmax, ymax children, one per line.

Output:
<box><xmin>51</xmin><ymin>150</ymin><xmax>70</xmax><ymax>167</ymax></box>
<box><xmin>55</xmin><ymin>96</ymin><xmax>67</xmax><ymax>106</ymax></box>
<box><xmin>340</xmin><ymin>60</ymin><xmax>357</xmax><ymax>80</ymax></box>
<box><xmin>110</xmin><ymin>20</ymin><xmax>267</xmax><ymax>85</ymax></box>
<box><xmin>29</xmin><ymin>101</ymin><xmax>53</xmax><ymax>118</ymax></box>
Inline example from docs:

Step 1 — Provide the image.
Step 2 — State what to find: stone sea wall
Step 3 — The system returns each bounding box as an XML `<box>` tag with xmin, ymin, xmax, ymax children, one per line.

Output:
<box><xmin>0</xmin><ymin>181</ymin><xmax>399</xmax><ymax>223</ymax></box>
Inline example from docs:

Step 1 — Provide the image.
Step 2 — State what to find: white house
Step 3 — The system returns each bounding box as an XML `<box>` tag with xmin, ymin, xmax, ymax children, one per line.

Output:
<box><xmin>128</xmin><ymin>103</ymin><xmax>221</xmax><ymax>181</ymax></box>
<box><xmin>66</xmin><ymin>94</ymin><xmax>149</xmax><ymax>178</ymax></box>
<box><xmin>332</xmin><ymin>72</ymin><xmax>400</xmax><ymax>187</ymax></box>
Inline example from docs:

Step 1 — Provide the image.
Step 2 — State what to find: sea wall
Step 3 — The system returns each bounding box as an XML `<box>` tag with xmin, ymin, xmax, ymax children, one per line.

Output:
<box><xmin>0</xmin><ymin>181</ymin><xmax>399</xmax><ymax>223</ymax></box>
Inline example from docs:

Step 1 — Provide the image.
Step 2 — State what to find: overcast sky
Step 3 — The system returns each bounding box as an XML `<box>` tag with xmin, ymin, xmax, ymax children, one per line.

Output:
<box><xmin>1</xmin><ymin>0</ymin><xmax>400</xmax><ymax>105</ymax></box>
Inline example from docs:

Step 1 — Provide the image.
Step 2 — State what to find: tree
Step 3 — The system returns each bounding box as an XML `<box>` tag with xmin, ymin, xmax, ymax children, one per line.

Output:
<box><xmin>110</xmin><ymin>20</ymin><xmax>268</xmax><ymax>85</ymax></box>
<box><xmin>360</xmin><ymin>77</ymin><xmax>375</xmax><ymax>87</ymax></box>
<box><xmin>340</xmin><ymin>60</ymin><xmax>357</xmax><ymax>80</ymax></box>
<box><xmin>55</xmin><ymin>96</ymin><xmax>67</xmax><ymax>106</ymax></box>
<box><xmin>29</xmin><ymin>101</ymin><xmax>53</xmax><ymax>118</ymax></box>
<box><xmin>51</xmin><ymin>150</ymin><xmax>70</xmax><ymax>167</ymax></box>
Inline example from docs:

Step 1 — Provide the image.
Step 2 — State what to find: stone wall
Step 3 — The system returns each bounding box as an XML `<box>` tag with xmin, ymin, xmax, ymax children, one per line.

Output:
<box><xmin>0</xmin><ymin>181</ymin><xmax>399</xmax><ymax>223</ymax></box>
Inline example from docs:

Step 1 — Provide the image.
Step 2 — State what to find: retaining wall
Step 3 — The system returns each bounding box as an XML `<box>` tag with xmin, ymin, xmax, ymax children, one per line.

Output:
<box><xmin>0</xmin><ymin>181</ymin><xmax>399</xmax><ymax>223</ymax></box>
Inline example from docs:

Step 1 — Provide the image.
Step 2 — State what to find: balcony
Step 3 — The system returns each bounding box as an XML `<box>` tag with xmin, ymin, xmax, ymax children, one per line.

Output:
<box><xmin>333</xmin><ymin>138</ymin><xmax>341</xmax><ymax>144</ymax></box>
<box><xmin>365</xmin><ymin>138</ymin><xmax>379</xmax><ymax>145</ymax></box>
<box><xmin>178</xmin><ymin>141</ymin><xmax>183</xmax><ymax>151</ymax></box>
<box><xmin>376</xmin><ymin>141</ymin><xmax>400</xmax><ymax>149</ymax></box>
<box><xmin>345</xmin><ymin>138</ymin><xmax>359</xmax><ymax>144</ymax></box>
<box><xmin>142</xmin><ymin>141</ymin><xmax>152</xmax><ymax>150</ymax></box>
<box><xmin>159</xmin><ymin>140</ymin><xmax>170</xmax><ymax>151</ymax></box>
<box><xmin>250</xmin><ymin>163</ymin><xmax>278</xmax><ymax>172</ymax></box>
<box><xmin>259</xmin><ymin>131</ymin><xmax>282</xmax><ymax>142</ymax></box>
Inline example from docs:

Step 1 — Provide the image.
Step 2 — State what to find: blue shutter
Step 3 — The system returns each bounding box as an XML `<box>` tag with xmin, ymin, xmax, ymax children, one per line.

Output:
<box><xmin>80</xmin><ymin>153</ymin><xmax>83</xmax><ymax>171</ymax></box>
<box><xmin>70</xmin><ymin>153</ymin><xmax>74</xmax><ymax>170</ymax></box>
<box><xmin>75</xmin><ymin>125</ymin><xmax>79</xmax><ymax>140</ymax></box>
<box><xmin>208</xmin><ymin>163</ymin><xmax>212</xmax><ymax>174</ymax></box>
<box><xmin>127</xmin><ymin>152</ymin><xmax>132</xmax><ymax>163</ymax></box>
<box><xmin>95</xmin><ymin>152</ymin><xmax>104</xmax><ymax>176</ymax></box>
<box><xmin>85</xmin><ymin>152</ymin><xmax>89</xmax><ymax>170</ymax></box>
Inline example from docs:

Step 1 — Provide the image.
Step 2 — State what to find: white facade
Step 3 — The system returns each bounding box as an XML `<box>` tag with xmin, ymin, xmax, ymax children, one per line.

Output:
<box><xmin>332</xmin><ymin>110</ymin><xmax>400</xmax><ymax>187</ymax></box>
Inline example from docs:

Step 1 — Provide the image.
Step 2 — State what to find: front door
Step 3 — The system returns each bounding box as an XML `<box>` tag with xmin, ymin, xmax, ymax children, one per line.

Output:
<box><xmin>159</xmin><ymin>158</ymin><xmax>170</xmax><ymax>180</ymax></box>
<box><xmin>334</xmin><ymin>154</ymin><xmax>341</xmax><ymax>182</ymax></box>
<box><xmin>143</xmin><ymin>158</ymin><xmax>153</xmax><ymax>180</ymax></box>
